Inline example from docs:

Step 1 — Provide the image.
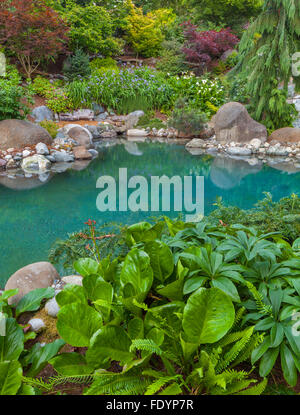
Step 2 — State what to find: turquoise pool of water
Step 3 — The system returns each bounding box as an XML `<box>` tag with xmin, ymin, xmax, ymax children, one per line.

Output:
<box><xmin>1</xmin><ymin>141</ymin><xmax>300</xmax><ymax>287</ymax></box>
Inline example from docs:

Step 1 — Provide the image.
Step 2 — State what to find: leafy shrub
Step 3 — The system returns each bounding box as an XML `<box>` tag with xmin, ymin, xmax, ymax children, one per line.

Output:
<box><xmin>31</xmin><ymin>76</ymin><xmax>53</xmax><ymax>97</ymax></box>
<box><xmin>39</xmin><ymin>120</ymin><xmax>59</xmax><ymax>138</ymax></box>
<box><xmin>61</xmin><ymin>2</ymin><xmax>120</xmax><ymax>55</ymax></box>
<box><xmin>126</xmin><ymin>7</ymin><xmax>164</xmax><ymax>57</ymax></box>
<box><xmin>207</xmin><ymin>193</ymin><xmax>300</xmax><ymax>243</ymax></box>
<box><xmin>156</xmin><ymin>40</ymin><xmax>188</xmax><ymax>76</ymax></box>
<box><xmin>181</xmin><ymin>22</ymin><xmax>239</xmax><ymax>72</ymax></box>
<box><xmin>63</xmin><ymin>49</ymin><xmax>91</xmax><ymax>82</ymax></box>
<box><xmin>45</xmin><ymin>89</ymin><xmax>74</xmax><ymax>114</ymax></box>
<box><xmin>167</xmin><ymin>72</ymin><xmax>226</xmax><ymax>116</ymax></box>
<box><xmin>90</xmin><ymin>57</ymin><xmax>118</xmax><ymax>71</ymax></box>
<box><xmin>0</xmin><ymin>83</ymin><xmax>31</xmax><ymax>120</ymax></box>
<box><xmin>190</xmin><ymin>0</ymin><xmax>263</xmax><ymax>29</ymax></box>
<box><xmin>168</xmin><ymin>97</ymin><xmax>207</xmax><ymax>136</ymax></box>
<box><xmin>0</xmin><ymin>65</ymin><xmax>32</xmax><ymax>120</ymax></box>
<box><xmin>0</xmin><ymin>0</ymin><xmax>69</xmax><ymax>79</ymax></box>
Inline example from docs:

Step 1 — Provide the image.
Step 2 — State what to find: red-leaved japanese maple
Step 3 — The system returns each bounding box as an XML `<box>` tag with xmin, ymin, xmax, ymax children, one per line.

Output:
<box><xmin>181</xmin><ymin>22</ymin><xmax>239</xmax><ymax>71</ymax></box>
<box><xmin>0</xmin><ymin>0</ymin><xmax>70</xmax><ymax>78</ymax></box>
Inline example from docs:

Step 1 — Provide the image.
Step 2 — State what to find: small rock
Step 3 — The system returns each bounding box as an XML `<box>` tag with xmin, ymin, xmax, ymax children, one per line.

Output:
<box><xmin>226</xmin><ymin>147</ymin><xmax>252</xmax><ymax>156</ymax></box>
<box><xmin>88</xmin><ymin>149</ymin><xmax>99</xmax><ymax>158</ymax></box>
<box><xmin>28</xmin><ymin>318</ymin><xmax>46</xmax><ymax>333</ymax></box>
<box><xmin>73</xmin><ymin>146</ymin><xmax>92</xmax><ymax>160</ymax></box>
<box><xmin>0</xmin><ymin>158</ymin><xmax>7</xmax><ymax>167</ymax></box>
<box><xmin>22</xmin><ymin>150</ymin><xmax>31</xmax><ymax>158</ymax></box>
<box><xmin>4</xmin><ymin>155</ymin><xmax>12</xmax><ymax>160</ymax></box>
<box><xmin>45</xmin><ymin>297</ymin><xmax>60</xmax><ymax>318</ymax></box>
<box><xmin>127</xmin><ymin>129</ymin><xmax>148</xmax><ymax>137</ymax></box>
<box><xmin>250</xmin><ymin>138</ymin><xmax>262</xmax><ymax>149</ymax></box>
<box><xmin>61</xmin><ymin>275</ymin><xmax>83</xmax><ymax>286</ymax></box>
<box><xmin>36</xmin><ymin>142</ymin><xmax>49</xmax><ymax>156</ymax></box>
<box><xmin>45</xmin><ymin>155</ymin><xmax>56</xmax><ymax>163</ymax></box>
<box><xmin>52</xmin><ymin>151</ymin><xmax>74</xmax><ymax>163</ymax></box>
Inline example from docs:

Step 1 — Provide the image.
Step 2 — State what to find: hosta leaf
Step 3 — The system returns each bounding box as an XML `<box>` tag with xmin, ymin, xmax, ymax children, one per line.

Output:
<box><xmin>259</xmin><ymin>347</ymin><xmax>279</xmax><ymax>377</ymax></box>
<box><xmin>280</xmin><ymin>343</ymin><xmax>297</xmax><ymax>387</ymax></box>
<box><xmin>57</xmin><ymin>303</ymin><xmax>102</xmax><ymax>347</ymax></box>
<box><xmin>0</xmin><ymin>360</ymin><xmax>22</xmax><ymax>395</ymax></box>
<box><xmin>56</xmin><ymin>284</ymin><xmax>87</xmax><ymax>307</ymax></box>
<box><xmin>0</xmin><ymin>318</ymin><xmax>24</xmax><ymax>362</ymax></box>
<box><xmin>73</xmin><ymin>258</ymin><xmax>99</xmax><ymax>277</ymax></box>
<box><xmin>50</xmin><ymin>352</ymin><xmax>94</xmax><ymax>376</ymax></box>
<box><xmin>182</xmin><ymin>287</ymin><xmax>235</xmax><ymax>344</ymax></box>
<box><xmin>144</xmin><ymin>240</ymin><xmax>174</xmax><ymax>282</ymax></box>
<box><xmin>86</xmin><ymin>326</ymin><xmax>133</xmax><ymax>368</ymax></box>
<box><xmin>15</xmin><ymin>287</ymin><xmax>54</xmax><ymax>317</ymax></box>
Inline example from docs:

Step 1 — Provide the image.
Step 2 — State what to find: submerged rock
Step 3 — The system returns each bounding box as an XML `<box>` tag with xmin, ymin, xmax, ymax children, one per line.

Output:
<box><xmin>21</xmin><ymin>155</ymin><xmax>51</xmax><ymax>173</ymax></box>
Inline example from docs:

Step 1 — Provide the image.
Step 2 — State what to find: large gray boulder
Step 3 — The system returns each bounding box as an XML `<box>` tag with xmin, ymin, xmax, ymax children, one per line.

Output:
<box><xmin>4</xmin><ymin>262</ymin><xmax>58</xmax><ymax>305</ymax></box>
<box><xmin>31</xmin><ymin>106</ymin><xmax>54</xmax><ymax>123</ymax></box>
<box><xmin>0</xmin><ymin>120</ymin><xmax>52</xmax><ymax>151</ymax></box>
<box><xmin>211</xmin><ymin>102</ymin><xmax>267</xmax><ymax>144</ymax></box>
<box><xmin>268</xmin><ymin>127</ymin><xmax>300</xmax><ymax>144</ymax></box>
<box><xmin>63</xmin><ymin>124</ymin><xmax>93</xmax><ymax>148</ymax></box>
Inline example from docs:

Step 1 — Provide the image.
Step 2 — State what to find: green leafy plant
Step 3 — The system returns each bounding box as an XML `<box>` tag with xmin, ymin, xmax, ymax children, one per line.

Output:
<box><xmin>39</xmin><ymin>120</ymin><xmax>59</xmax><ymax>139</ymax></box>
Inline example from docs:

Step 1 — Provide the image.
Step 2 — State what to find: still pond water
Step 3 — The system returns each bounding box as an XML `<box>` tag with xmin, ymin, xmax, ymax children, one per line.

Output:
<box><xmin>1</xmin><ymin>141</ymin><xmax>300</xmax><ymax>286</ymax></box>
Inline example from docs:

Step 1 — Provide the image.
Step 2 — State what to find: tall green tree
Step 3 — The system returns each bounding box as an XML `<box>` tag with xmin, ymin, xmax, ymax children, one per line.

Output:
<box><xmin>234</xmin><ymin>0</ymin><xmax>300</xmax><ymax>131</ymax></box>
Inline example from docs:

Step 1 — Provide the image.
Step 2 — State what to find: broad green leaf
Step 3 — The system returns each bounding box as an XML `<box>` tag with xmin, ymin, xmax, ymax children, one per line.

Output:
<box><xmin>0</xmin><ymin>289</ymin><xmax>18</xmax><ymax>302</ymax></box>
<box><xmin>251</xmin><ymin>335</ymin><xmax>271</xmax><ymax>365</ymax></box>
<box><xmin>50</xmin><ymin>353</ymin><xmax>94</xmax><ymax>376</ymax></box>
<box><xmin>144</xmin><ymin>240</ymin><xmax>174</xmax><ymax>282</ymax></box>
<box><xmin>57</xmin><ymin>303</ymin><xmax>102</xmax><ymax>347</ymax></box>
<box><xmin>156</xmin><ymin>262</ymin><xmax>187</xmax><ymax>301</ymax></box>
<box><xmin>86</xmin><ymin>326</ymin><xmax>133</xmax><ymax>368</ymax></box>
<box><xmin>120</xmin><ymin>248</ymin><xmax>153</xmax><ymax>299</ymax></box>
<box><xmin>183</xmin><ymin>276</ymin><xmax>207</xmax><ymax>295</ymax></box>
<box><xmin>16</xmin><ymin>287</ymin><xmax>54</xmax><ymax>317</ymax></box>
<box><xmin>83</xmin><ymin>274</ymin><xmax>105</xmax><ymax>301</ymax></box>
<box><xmin>280</xmin><ymin>343</ymin><xmax>297</xmax><ymax>387</ymax></box>
<box><xmin>0</xmin><ymin>360</ymin><xmax>22</xmax><ymax>395</ymax></box>
<box><xmin>56</xmin><ymin>284</ymin><xmax>87</xmax><ymax>307</ymax></box>
<box><xmin>74</xmin><ymin>258</ymin><xmax>99</xmax><ymax>277</ymax></box>
<box><xmin>17</xmin><ymin>384</ymin><xmax>36</xmax><ymax>395</ymax></box>
<box><xmin>0</xmin><ymin>318</ymin><xmax>24</xmax><ymax>362</ymax></box>
<box><xmin>89</xmin><ymin>280</ymin><xmax>113</xmax><ymax>321</ymax></box>
<box><xmin>26</xmin><ymin>339</ymin><xmax>65</xmax><ymax>377</ymax></box>
<box><xmin>182</xmin><ymin>287</ymin><xmax>235</xmax><ymax>344</ymax></box>
<box><xmin>259</xmin><ymin>347</ymin><xmax>279</xmax><ymax>377</ymax></box>
<box><xmin>128</xmin><ymin>318</ymin><xmax>144</xmax><ymax>340</ymax></box>
<box><xmin>270</xmin><ymin>323</ymin><xmax>284</xmax><ymax>348</ymax></box>
<box><xmin>211</xmin><ymin>277</ymin><xmax>240</xmax><ymax>302</ymax></box>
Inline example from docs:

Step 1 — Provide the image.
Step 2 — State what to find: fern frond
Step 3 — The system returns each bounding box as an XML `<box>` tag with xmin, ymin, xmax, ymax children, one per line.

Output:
<box><xmin>245</xmin><ymin>281</ymin><xmax>273</xmax><ymax>316</ymax></box>
<box><xmin>231</xmin><ymin>307</ymin><xmax>246</xmax><ymax>330</ymax></box>
<box><xmin>145</xmin><ymin>375</ymin><xmax>181</xmax><ymax>395</ymax></box>
<box><xmin>84</xmin><ymin>371</ymin><xmax>148</xmax><ymax>395</ymax></box>
<box><xmin>130</xmin><ymin>339</ymin><xmax>163</xmax><ymax>356</ymax></box>
<box><xmin>215</xmin><ymin>327</ymin><xmax>255</xmax><ymax>372</ymax></box>
<box><xmin>231</xmin><ymin>332</ymin><xmax>265</xmax><ymax>368</ymax></box>
<box><xmin>23</xmin><ymin>374</ymin><xmax>94</xmax><ymax>392</ymax></box>
<box><xmin>235</xmin><ymin>378</ymin><xmax>268</xmax><ymax>395</ymax></box>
